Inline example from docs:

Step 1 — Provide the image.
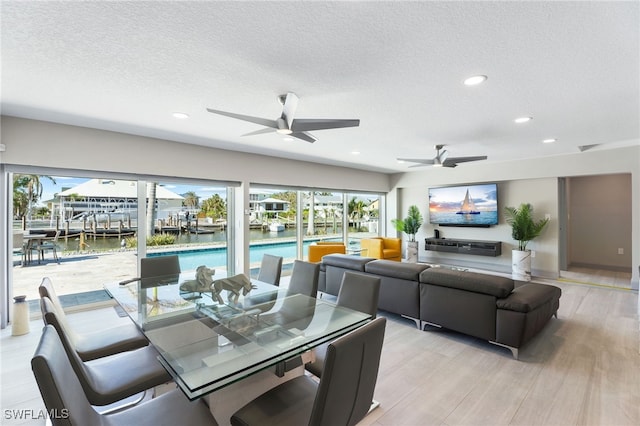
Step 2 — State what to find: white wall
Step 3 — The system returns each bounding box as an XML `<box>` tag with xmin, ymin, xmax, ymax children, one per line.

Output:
<box><xmin>390</xmin><ymin>145</ymin><xmax>640</xmax><ymax>290</ymax></box>
<box><xmin>397</xmin><ymin>178</ymin><xmax>558</xmax><ymax>277</ymax></box>
<box><xmin>0</xmin><ymin>116</ymin><xmax>391</xmax><ymax>193</ymax></box>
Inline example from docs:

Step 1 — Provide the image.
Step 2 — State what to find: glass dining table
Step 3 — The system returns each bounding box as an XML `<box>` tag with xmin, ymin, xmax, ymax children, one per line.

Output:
<box><xmin>105</xmin><ymin>269</ymin><xmax>371</xmax><ymax>401</ymax></box>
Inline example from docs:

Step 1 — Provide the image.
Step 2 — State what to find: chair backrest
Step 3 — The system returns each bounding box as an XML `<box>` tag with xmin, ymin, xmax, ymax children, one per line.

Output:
<box><xmin>286</xmin><ymin>260</ymin><xmax>319</xmax><ymax>298</ymax></box>
<box><xmin>309</xmin><ymin>317</ymin><xmax>387</xmax><ymax>426</ymax></box>
<box><xmin>31</xmin><ymin>325</ymin><xmax>103</xmax><ymax>426</ymax></box>
<box><xmin>140</xmin><ymin>255</ymin><xmax>181</xmax><ymax>279</ymax></box>
<box><xmin>337</xmin><ymin>272</ymin><xmax>381</xmax><ymax>318</ymax></box>
<box><xmin>257</xmin><ymin>254</ymin><xmax>283</xmax><ymax>286</ymax></box>
<box><xmin>38</xmin><ymin>278</ymin><xmax>79</xmax><ymax>343</ymax></box>
<box><xmin>12</xmin><ymin>231</ymin><xmax>24</xmax><ymax>250</ymax></box>
<box><xmin>39</xmin><ymin>297</ymin><xmax>99</xmax><ymax>401</ymax></box>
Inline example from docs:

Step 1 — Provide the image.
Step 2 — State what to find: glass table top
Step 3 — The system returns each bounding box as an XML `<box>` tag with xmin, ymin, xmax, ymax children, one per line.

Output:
<box><xmin>105</xmin><ymin>269</ymin><xmax>371</xmax><ymax>400</ymax></box>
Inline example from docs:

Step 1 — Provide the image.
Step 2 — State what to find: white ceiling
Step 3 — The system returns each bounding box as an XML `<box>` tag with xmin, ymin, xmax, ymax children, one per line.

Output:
<box><xmin>1</xmin><ymin>1</ymin><xmax>638</xmax><ymax>173</ymax></box>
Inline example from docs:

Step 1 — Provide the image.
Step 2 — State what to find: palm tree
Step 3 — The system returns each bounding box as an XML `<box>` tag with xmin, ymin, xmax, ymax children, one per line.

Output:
<box><xmin>13</xmin><ymin>174</ymin><xmax>56</xmax><ymax>223</ymax></box>
<box><xmin>348</xmin><ymin>197</ymin><xmax>366</xmax><ymax>231</ymax></box>
<box><xmin>201</xmin><ymin>194</ymin><xmax>226</xmax><ymax>220</ymax></box>
<box><xmin>182</xmin><ymin>191</ymin><xmax>200</xmax><ymax>209</ymax></box>
<box><xmin>146</xmin><ymin>182</ymin><xmax>157</xmax><ymax>236</ymax></box>
<box><xmin>307</xmin><ymin>192</ymin><xmax>315</xmax><ymax>235</ymax></box>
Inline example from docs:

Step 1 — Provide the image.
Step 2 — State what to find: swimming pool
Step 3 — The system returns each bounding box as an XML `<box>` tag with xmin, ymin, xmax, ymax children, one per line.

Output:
<box><xmin>149</xmin><ymin>239</ymin><xmax>342</xmax><ymax>271</ymax></box>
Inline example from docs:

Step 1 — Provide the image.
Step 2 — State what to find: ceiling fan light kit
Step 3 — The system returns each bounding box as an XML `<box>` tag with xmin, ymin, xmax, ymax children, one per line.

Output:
<box><xmin>206</xmin><ymin>92</ymin><xmax>360</xmax><ymax>143</ymax></box>
<box><xmin>463</xmin><ymin>75</ymin><xmax>488</xmax><ymax>86</ymax></box>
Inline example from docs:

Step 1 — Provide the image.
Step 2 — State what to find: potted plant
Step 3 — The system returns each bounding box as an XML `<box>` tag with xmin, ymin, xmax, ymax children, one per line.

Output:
<box><xmin>504</xmin><ymin>203</ymin><xmax>549</xmax><ymax>281</ymax></box>
<box><xmin>392</xmin><ymin>205</ymin><xmax>423</xmax><ymax>262</ymax></box>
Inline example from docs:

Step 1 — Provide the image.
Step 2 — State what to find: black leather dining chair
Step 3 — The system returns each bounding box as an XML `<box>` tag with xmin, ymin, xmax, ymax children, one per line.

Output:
<box><xmin>230</xmin><ymin>317</ymin><xmax>386</xmax><ymax>426</ymax></box>
<box><xmin>305</xmin><ymin>271</ymin><xmax>381</xmax><ymax>378</ymax></box>
<box><xmin>40</xmin><ymin>297</ymin><xmax>172</xmax><ymax>406</ymax></box>
<box><xmin>38</xmin><ymin>277</ymin><xmax>149</xmax><ymax>361</ymax></box>
<box><xmin>256</xmin><ymin>253</ymin><xmax>283</xmax><ymax>286</ymax></box>
<box><xmin>140</xmin><ymin>254</ymin><xmax>181</xmax><ymax>279</ymax></box>
<box><xmin>286</xmin><ymin>260</ymin><xmax>319</xmax><ymax>298</ymax></box>
<box><xmin>32</xmin><ymin>324</ymin><xmax>219</xmax><ymax>426</ymax></box>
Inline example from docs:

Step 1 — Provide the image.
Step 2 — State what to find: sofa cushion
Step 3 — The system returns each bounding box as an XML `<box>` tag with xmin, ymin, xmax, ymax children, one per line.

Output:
<box><xmin>322</xmin><ymin>254</ymin><xmax>374</xmax><ymax>271</ymax></box>
<box><xmin>496</xmin><ymin>283</ymin><xmax>562</xmax><ymax>313</ymax></box>
<box><xmin>419</xmin><ymin>268</ymin><xmax>514</xmax><ymax>298</ymax></box>
<box><xmin>365</xmin><ymin>260</ymin><xmax>430</xmax><ymax>281</ymax></box>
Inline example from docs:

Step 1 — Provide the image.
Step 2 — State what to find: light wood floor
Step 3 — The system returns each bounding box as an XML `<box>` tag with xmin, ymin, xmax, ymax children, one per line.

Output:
<box><xmin>1</xmin><ymin>279</ymin><xmax>638</xmax><ymax>425</ymax></box>
<box><xmin>560</xmin><ymin>266</ymin><xmax>633</xmax><ymax>290</ymax></box>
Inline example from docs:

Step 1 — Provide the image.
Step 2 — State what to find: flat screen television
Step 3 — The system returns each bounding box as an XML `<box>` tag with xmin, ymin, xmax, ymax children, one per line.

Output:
<box><xmin>428</xmin><ymin>183</ymin><xmax>498</xmax><ymax>227</ymax></box>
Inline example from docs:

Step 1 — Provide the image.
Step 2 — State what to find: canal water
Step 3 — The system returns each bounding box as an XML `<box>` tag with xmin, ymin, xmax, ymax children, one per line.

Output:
<box><xmin>18</xmin><ymin>220</ymin><xmax>348</xmax><ymax>252</ymax></box>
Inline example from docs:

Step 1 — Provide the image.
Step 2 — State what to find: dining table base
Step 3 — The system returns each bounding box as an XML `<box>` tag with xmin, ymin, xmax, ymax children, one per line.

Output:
<box><xmin>205</xmin><ymin>364</ymin><xmax>305</xmax><ymax>426</ymax></box>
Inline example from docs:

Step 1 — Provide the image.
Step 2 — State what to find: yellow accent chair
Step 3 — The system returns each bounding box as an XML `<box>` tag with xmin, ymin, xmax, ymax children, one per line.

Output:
<box><xmin>308</xmin><ymin>242</ymin><xmax>346</xmax><ymax>263</ymax></box>
<box><xmin>360</xmin><ymin>237</ymin><xmax>402</xmax><ymax>261</ymax></box>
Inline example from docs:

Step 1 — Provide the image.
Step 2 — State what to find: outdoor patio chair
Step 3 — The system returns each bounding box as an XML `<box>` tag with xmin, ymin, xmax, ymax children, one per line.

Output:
<box><xmin>37</xmin><ymin>230</ymin><xmax>61</xmax><ymax>263</ymax></box>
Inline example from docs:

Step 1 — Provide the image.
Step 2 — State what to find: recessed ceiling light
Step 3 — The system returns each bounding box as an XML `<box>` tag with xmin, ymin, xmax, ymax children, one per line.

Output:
<box><xmin>514</xmin><ymin>116</ymin><xmax>532</xmax><ymax>124</ymax></box>
<box><xmin>463</xmin><ymin>75</ymin><xmax>487</xmax><ymax>86</ymax></box>
<box><xmin>172</xmin><ymin>112</ymin><xmax>189</xmax><ymax>119</ymax></box>
<box><xmin>282</xmin><ymin>137</ymin><xmax>294</xmax><ymax>142</ymax></box>
<box><xmin>397</xmin><ymin>159</ymin><xmax>405</xmax><ymax>164</ymax></box>
<box><xmin>543</xmin><ymin>138</ymin><xmax>557</xmax><ymax>144</ymax></box>
<box><xmin>351</xmin><ymin>151</ymin><xmax>360</xmax><ymax>155</ymax></box>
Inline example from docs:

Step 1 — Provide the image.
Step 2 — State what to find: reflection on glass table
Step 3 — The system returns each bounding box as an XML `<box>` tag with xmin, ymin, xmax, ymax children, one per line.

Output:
<box><xmin>105</xmin><ymin>269</ymin><xmax>371</xmax><ymax>400</ymax></box>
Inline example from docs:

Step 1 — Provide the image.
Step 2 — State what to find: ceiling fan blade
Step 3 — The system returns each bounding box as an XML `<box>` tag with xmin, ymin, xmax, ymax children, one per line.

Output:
<box><xmin>206</xmin><ymin>108</ymin><xmax>278</xmax><ymax>129</ymax></box>
<box><xmin>443</xmin><ymin>156</ymin><xmax>488</xmax><ymax>166</ymax></box>
<box><xmin>242</xmin><ymin>127</ymin><xmax>275</xmax><ymax>137</ymax></box>
<box><xmin>397</xmin><ymin>158</ymin><xmax>436</xmax><ymax>165</ymax></box>
<box><xmin>281</xmin><ymin>92</ymin><xmax>298</xmax><ymax>130</ymax></box>
<box><xmin>291</xmin><ymin>118</ymin><xmax>360</xmax><ymax>132</ymax></box>
<box><xmin>291</xmin><ymin>132</ymin><xmax>317</xmax><ymax>143</ymax></box>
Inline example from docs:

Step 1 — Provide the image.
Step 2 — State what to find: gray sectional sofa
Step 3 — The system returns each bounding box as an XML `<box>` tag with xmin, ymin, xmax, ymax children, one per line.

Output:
<box><xmin>318</xmin><ymin>254</ymin><xmax>561</xmax><ymax>359</ymax></box>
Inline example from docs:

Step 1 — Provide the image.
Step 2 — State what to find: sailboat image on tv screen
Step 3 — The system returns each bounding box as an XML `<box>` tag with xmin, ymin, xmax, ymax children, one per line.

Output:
<box><xmin>456</xmin><ymin>189</ymin><xmax>481</xmax><ymax>215</ymax></box>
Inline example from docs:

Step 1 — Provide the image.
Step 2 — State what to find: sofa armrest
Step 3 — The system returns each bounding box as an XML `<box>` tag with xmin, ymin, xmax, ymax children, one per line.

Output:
<box><xmin>496</xmin><ymin>283</ymin><xmax>562</xmax><ymax>313</ymax></box>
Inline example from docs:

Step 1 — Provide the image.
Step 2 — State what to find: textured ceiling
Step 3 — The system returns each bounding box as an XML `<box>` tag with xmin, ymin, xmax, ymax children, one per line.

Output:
<box><xmin>1</xmin><ymin>1</ymin><xmax>638</xmax><ymax>173</ymax></box>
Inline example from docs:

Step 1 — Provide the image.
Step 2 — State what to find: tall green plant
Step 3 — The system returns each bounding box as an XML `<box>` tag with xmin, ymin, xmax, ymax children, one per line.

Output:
<box><xmin>392</xmin><ymin>205</ymin><xmax>423</xmax><ymax>242</ymax></box>
<box><xmin>504</xmin><ymin>203</ymin><xmax>549</xmax><ymax>251</ymax></box>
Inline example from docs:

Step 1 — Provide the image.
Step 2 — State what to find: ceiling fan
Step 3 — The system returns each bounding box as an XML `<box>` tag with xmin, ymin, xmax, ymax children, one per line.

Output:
<box><xmin>206</xmin><ymin>92</ymin><xmax>360</xmax><ymax>143</ymax></box>
<box><xmin>398</xmin><ymin>144</ymin><xmax>487</xmax><ymax>168</ymax></box>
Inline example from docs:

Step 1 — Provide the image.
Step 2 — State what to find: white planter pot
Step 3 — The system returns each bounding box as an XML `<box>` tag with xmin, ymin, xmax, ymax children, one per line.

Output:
<box><xmin>512</xmin><ymin>249</ymin><xmax>531</xmax><ymax>281</ymax></box>
<box><xmin>406</xmin><ymin>241</ymin><xmax>419</xmax><ymax>263</ymax></box>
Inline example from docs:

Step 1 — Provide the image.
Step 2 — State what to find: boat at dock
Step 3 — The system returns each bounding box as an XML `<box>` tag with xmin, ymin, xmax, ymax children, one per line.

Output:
<box><xmin>268</xmin><ymin>221</ymin><xmax>285</xmax><ymax>232</ymax></box>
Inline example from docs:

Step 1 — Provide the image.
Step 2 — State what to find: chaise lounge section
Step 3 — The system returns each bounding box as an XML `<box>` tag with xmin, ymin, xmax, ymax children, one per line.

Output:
<box><xmin>319</xmin><ymin>254</ymin><xmax>561</xmax><ymax>359</ymax></box>
<box><xmin>419</xmin><ymin>268</ymin><xmax>561</xmax><ymax>359</ymax></box>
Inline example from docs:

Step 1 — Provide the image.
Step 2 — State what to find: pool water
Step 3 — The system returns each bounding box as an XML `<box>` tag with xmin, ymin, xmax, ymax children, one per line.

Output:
<box><xmin>149</xmin><ymin>239</ymin><xmax>343</xmax><ymax>271</ymax></box>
